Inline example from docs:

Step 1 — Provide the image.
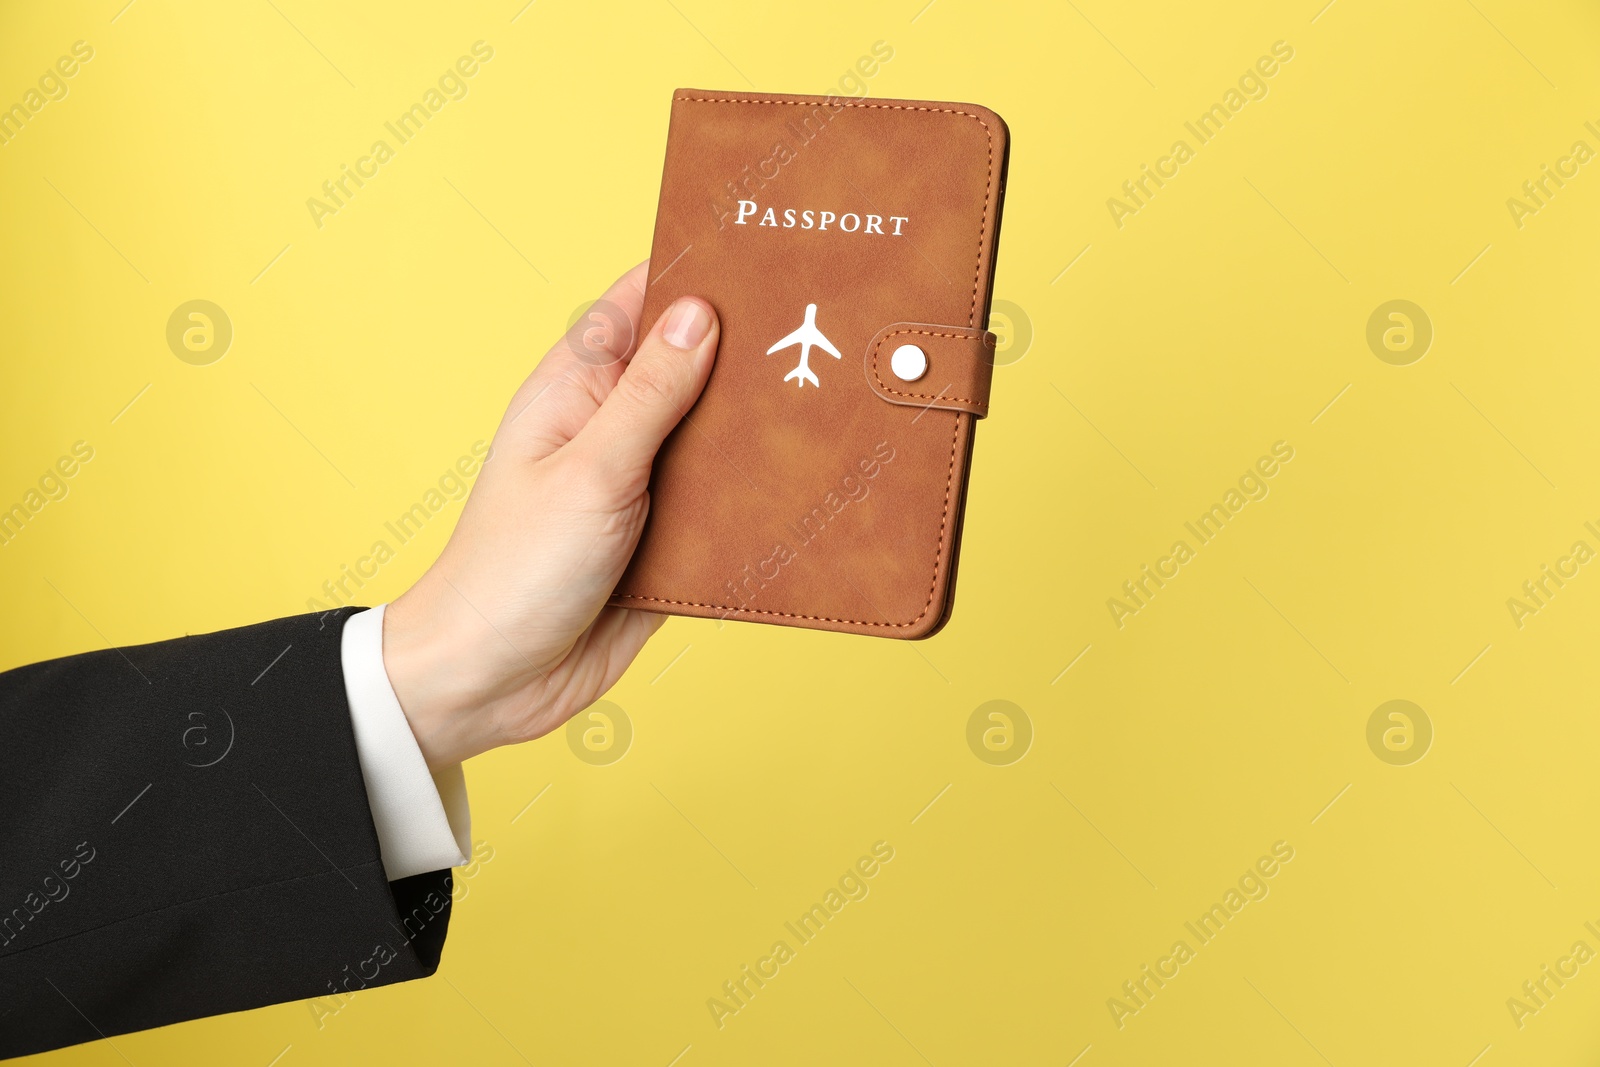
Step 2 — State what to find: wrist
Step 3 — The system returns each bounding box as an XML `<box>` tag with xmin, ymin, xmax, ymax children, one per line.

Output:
<box><xmin>382</xmin><ymin>582</ymin><xmax>502</xmax><ymax>772</ymax></box>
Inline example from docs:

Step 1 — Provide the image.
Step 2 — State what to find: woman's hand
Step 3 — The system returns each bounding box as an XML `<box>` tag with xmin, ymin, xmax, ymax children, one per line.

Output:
<box><xmin>382</xmin><ymin>262</ymin><xmax>719</xmax><ymax>770</ymax></box>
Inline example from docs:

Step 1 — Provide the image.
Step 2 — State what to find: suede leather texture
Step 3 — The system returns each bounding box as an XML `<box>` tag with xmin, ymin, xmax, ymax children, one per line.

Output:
<box><xmin>611</xmin><ymin>88</ymin><xmax>1010</xmax><ymax>639</ymax></box>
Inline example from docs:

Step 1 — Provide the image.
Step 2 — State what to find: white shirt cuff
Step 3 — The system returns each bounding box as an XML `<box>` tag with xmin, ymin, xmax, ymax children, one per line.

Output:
<box><xmin>340</xmin><ymin>603</ymin><xmax>471</xmax><ymax>881</ymax></box>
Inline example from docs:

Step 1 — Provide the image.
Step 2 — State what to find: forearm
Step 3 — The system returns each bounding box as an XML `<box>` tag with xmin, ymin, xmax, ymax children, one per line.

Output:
<box><xmin>0</xmin><ymin>609</ymin><xmax>454</xmax><ymax>1058</ymax></box>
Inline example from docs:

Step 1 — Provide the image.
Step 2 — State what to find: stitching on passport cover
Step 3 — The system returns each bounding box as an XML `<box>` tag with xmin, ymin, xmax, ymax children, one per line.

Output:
<box><xmin>615</xmin><ymin>93</ymin><xmax>995</xmax><ymax>628</ymax></box>
<box><xmin>868</xmin><ymin>328</ymin><xmax>990</xmax><ymax>409</ymax></box>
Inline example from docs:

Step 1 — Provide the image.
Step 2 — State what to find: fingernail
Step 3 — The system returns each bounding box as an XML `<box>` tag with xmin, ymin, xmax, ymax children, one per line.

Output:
<box><xmin>662</xmin><ymin>299</ymin><xmax>711</xmax><ymax>349</ymax></box>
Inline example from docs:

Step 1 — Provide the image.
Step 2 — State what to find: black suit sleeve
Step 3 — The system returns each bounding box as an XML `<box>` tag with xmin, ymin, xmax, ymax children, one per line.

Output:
<box><xmin>0</xmin><ymin>607</ymin><xmax>453</xmax><ymax>1059</ymax></box>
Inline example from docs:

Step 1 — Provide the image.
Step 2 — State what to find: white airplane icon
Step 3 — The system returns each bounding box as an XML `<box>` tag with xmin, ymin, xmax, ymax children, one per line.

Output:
<box><xmin>765</xmin><ymin>304</ymin><xmax>841</xmax><ymax>388</ymax></box>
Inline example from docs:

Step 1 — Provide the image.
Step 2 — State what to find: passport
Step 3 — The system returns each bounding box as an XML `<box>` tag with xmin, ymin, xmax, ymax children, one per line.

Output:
<box><xmin>610</xmin><ymin>88</ymin><xmax>1011</xmax><ymax>639</ymax></box>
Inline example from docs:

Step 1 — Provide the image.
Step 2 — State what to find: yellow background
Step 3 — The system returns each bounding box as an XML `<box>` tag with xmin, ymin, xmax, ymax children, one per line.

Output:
<box><xmin>4</xmin><ymin>0</ymin><xmax>1599</xmax><ymax>1063</ymax></box>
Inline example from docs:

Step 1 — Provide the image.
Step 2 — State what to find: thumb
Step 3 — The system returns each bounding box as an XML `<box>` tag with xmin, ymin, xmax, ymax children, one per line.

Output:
<box><xmin>570</xmin><ymin>295</ymin><xmax>718</xmax><ymax>487</ymax></box>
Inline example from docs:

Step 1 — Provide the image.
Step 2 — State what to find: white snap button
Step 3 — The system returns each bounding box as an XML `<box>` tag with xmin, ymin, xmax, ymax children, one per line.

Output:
<box><xmin>890</xmin><ymin>343</ymin><xmax>928</xmax><ymax>382</ymax></box>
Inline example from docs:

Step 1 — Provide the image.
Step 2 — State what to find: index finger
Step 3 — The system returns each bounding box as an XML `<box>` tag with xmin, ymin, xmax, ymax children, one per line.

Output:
<box><xmin>496</xmin><ymin>260</ymin><xmax>651</xmax><ymax>456</ymax></box>
<box><xmin>545</xmin><ymin>260</ymin><xmax>649</xmax><ymax>385</ymax></box>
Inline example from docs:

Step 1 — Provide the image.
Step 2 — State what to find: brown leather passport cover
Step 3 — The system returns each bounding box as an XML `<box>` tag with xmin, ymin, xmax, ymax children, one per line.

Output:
<box><xmin>610</xmin><ymin>88</ymin><xmax>1010</xmax><ymax>639</ymax></box>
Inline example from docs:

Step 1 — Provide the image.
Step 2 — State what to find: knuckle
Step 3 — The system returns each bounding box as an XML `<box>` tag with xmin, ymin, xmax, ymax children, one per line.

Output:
<box><xmin>558</xmin><ymin>439</ymin><xmax>645</xmax><ymax>505</ymax></box>
<box><xmin>546</xmin><ymin>450</ymin><xmax>604</xmax><ymax>502</ymax></box>
<box><xmin>620</xmin><ymin>352</ymin><xmax>687</xmax><ymax>408</ymax></box>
